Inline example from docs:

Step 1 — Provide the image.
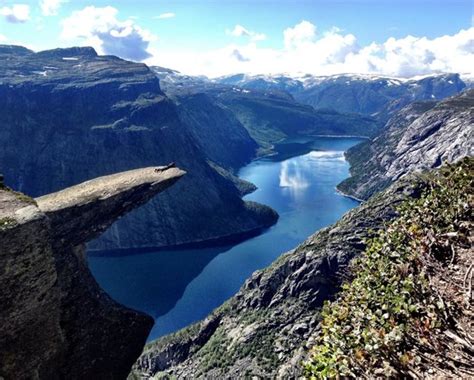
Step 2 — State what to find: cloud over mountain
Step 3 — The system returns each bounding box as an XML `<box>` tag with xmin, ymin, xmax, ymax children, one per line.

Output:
<box><xmin>147</xmin><ymin>21</ymin><xmax>474</xmax><ymax>78</ymax></box>
<box><xmin>227</xmin><ymin>25</ymin><xmax>266</xmax><ymax>42</ymax></box>
<box><xmin>61</xmin><ymin>6</ymin><xmax>155</xmax><ymax>61</ymax></box>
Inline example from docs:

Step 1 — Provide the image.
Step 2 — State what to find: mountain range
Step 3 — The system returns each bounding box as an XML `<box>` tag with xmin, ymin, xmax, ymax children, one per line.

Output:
<box><xmin>0</xmin><ymin>44</ymin><xmax>472</xmax><ymax>379</ymax></box>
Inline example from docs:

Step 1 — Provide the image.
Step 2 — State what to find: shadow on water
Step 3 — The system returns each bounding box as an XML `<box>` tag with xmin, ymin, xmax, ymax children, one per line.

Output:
<box><xmin>88</xmin><ymin>244</ymin><xmax>234</xmax><ymax>319</ymax></box>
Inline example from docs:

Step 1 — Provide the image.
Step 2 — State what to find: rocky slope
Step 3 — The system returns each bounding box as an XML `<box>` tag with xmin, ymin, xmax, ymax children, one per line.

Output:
<box><xmin>0</xmin><ymin>45</ymin><xmax>276</xmax><ymax>251</ymax></box>
<box><xmin>131</xmin><ymin>90</ymin><xmax>473</xmax><ymax>379</ymax></box>
<box><xmin>131</xmin><ymin>170</ymin><xmax>431</xmax><ymax>378</ymax></box>
<box><xmin>216</xmin><ymin>73</ymin><xmax>467</xmax><ymax>119</ymax></box>
<box><xmin>338</xmin><ymin>89</ymin><xmax>474</xmax><ymax>200</ymax></box>
<box><xmin>0</xmin><ymin>166</ymin><xmax>183</xmax><ymax>379</ymax></box>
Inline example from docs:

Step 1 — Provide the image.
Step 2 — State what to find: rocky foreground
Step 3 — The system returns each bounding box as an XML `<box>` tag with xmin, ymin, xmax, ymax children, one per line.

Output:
<box><xmin>0</xmin><ymin>166</ymin><xmax>183</xmax><ymax>379</ymax></box>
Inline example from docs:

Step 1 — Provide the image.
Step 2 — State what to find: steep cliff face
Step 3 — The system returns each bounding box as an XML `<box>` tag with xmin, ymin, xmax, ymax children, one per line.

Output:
<box><xmin>131</xmin><ymin>175</ymin><xmax>427</xmax><ymax>378</ymax></box>
<box><xmin>132</xmin><ymin>87</ymin><xmax>473</xmax><ymax>377</ymax></box>
<box><xmin>171</xmin><ymin>92</ymin><xmax>258</xmax><ymax>171</ymax></box>
<box><xmin>338</xmin><ymin>90</ymin><xmax>474</xmax><ymax>200</ymax></box>
<box><xmin>0</xmin><ymin>166</ymin><xmax>183</xmax><ymax>379</ymax></box>
<box><xmin>0</xmin><ymin>45</ymin><xmax>277</xmax><ymax>251</ymax></box>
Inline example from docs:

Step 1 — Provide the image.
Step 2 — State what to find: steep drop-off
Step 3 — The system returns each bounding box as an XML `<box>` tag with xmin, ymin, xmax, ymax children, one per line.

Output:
<box><xmin>132</xmin><ymin>167</ymin><xmax>433</xmax><ymax>378</ymax></box>
<box><xmin>132</xmin><ymin>92</ymin><xmax>473</xmax><ymax>378</ymax></box>
<box><xmin>338</xmin><ymin>90</ymin><xmax>474</xmax><ymax>200</ymax></box>
<box><xmin>0</xmin><ymin>45</ymin><xmax>276</xmax><ymax>251</ymax></box>
<box><xmin>0</xmin><ymin>166</ymin><xmax>183</xmax><ymax>379</ymax></box>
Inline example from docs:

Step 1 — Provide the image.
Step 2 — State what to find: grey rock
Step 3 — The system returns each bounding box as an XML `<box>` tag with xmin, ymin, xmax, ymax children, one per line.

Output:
<box><xmin>0</xmin><ymin>166</ymin><xmax>183</xmax><ymax>379</ymax></box>
<box><xmin>0</xmin><ymin>45</ymin><xmax>277</xmax><ymax>251</ymax></box>
<box><xmin>338</xmin><ymin>90</ymin><xmax>474</xmax><ymax>200</ymax></box>
<box><xmin>131</xmin><ymin>177</ymin><xmax>422</xmax><ymax>378</ymax></box>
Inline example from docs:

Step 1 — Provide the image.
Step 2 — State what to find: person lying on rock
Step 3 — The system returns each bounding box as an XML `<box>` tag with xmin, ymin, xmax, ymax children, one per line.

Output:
<box><xmin>154</xmin><ymin>162</ymin><xmax>176</xmax><ymax>173</ymax></box>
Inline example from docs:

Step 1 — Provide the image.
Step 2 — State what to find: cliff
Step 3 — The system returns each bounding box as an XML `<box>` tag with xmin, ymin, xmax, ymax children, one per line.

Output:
<box><xmin>338</xmin><ymin>89</ymin><xmax>474</xmax><ymax>200</ymax></box>
<box><xmin>132</xmin><ymin>157</ymin><xmax>473</xmax><ymax>379</ymax></box>
<box><xmin>0</xmin><ymin>166</ymin><xmax>184</xmax><ymax>379</ymax></box>
<box><xmin>131</xmin><ymin>172</ymin><xmax>425</xmax><ymax>378</ymax></box>
<box><xmin>0</xmin><ymin>45</ymin><xmax>277</xmax><ymax>251</ymax></box>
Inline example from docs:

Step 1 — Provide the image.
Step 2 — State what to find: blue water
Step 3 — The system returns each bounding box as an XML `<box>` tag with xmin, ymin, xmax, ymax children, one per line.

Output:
<box><xmin>88</xmin><ymin>137</ymin><xmax>363</xmax><ymax>341</ymax></box>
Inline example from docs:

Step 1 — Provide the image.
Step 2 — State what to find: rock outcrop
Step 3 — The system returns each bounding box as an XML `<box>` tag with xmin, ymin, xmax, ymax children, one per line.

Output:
<box><xmin>337</xmin><ymin>89</ymin><xmax>474</xmax><ymax>200</ymax></box>
<box><xmin>0</xmin><ymin>45</ymin><xmax>277</xmax><ymax>251</ymax></box>
<box><xmin>131</xmin><ymin>174</ymin><xmax>428</xmax><ymax>378</ymax></box>
<box><xmin>0</xmin><ymin>166</ymin><xmax>183</xmax><ymax>379</ymax></box>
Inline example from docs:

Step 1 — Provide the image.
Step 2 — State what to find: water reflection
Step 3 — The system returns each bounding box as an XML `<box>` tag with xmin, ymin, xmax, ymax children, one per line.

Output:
<box><xmin>279</xmin><ymin>160</ymin><xmax>310</xmax><ymax>189</ymax></box>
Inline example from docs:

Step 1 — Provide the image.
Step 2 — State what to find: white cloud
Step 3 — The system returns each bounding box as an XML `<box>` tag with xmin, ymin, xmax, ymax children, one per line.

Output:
<box><xmin>40</xmin><ymin>0</ymin><xmax>67</xmax><ymax>16</ymax></box>
<box><xmin>0</xmin><ymin>4</ymin><xmax>30</xmax><ymax>23</ymax></box>
<box><xmin>155</xmin><ymin>12</ymin><xmax>175</xmax><ymax>19</ymax></box>
<box><xmin>227</xmin><ymin>25</ymin><xmax>266</xmax><ymax>42</ymax></box>
<box><xmin>0</xmin><ymin>34</ymin><xmax>7</xmax><ymax>42</ymax></box>
<box><xmin>146</xmin><ymin>21</ymin><xmax>474</xmax><ymax>79</ymax></box>
<box><xmin>283</xmin><ymin>20</ymin><xmax>316</xmax><ymax>49</ymax></box>
<box><xmin>61</xmin><ymin>6</ymin><xmax>156</xmax><ymax>61</ymax></box>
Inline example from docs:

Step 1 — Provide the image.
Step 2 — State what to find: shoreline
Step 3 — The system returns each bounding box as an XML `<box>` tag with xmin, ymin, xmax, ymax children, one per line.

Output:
<box><xmin>88</xmin><ymin>224</ymin><xmax>274</xmax><ymax>257</ymax></box>
<box><xmin>252</xmin><ymin>134</ymin><xmax>369</xmax><ymax>162</ymax></box>
<box><xmin>307</xmin><ymin>134</ymin><xmax>371</xmax><ymax>139</ymax></box>
<box><xmin>335</xmin><ymin>186</ymin><xmax>366</xmax><ymax>202</ymax></box>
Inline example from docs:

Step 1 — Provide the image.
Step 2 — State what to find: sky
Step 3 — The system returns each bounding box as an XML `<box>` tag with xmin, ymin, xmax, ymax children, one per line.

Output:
<box><xmin>0</xmin><ymin>0</ymin><xmax>473</xmax><ymax>77</ymax></box>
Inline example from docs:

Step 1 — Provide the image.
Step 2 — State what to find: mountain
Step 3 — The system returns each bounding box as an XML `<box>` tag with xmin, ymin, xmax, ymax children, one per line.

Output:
<box><xmin>215</xmin><ymin>73</ymin><xmax>467</xmax><ymax>119</ymax></box>
<box><xmin>0</xmin><ymin>45</ymin><xmax>277</xmax><ymax>251</ymax></box>
<box><xmin>337</xmin><ymin>89</ymin><xmax>474</xmax><ymax>200</ymax></box>
<box><xmin>0</xmin><ymin>166</ymin><xmax>182</xmax><ymax>379</ymax></box>
<box><xmin>153</xmin><ymin>67</ymin><xmax>380</xmax><ymax>155</ymax></box>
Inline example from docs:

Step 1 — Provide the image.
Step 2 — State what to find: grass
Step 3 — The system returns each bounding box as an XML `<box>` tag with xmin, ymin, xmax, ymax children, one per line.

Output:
<box><xmin>304</xmin><ymin>157</ymin><xmax>473</xmax><ymax>378</ymax></box>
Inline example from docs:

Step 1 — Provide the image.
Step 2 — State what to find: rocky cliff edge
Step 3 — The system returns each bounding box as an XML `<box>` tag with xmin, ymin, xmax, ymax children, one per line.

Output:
<box><xmin>0</xmin><ymin>166</ymin><xmax>184</xmax><ymax>379</ymax></box>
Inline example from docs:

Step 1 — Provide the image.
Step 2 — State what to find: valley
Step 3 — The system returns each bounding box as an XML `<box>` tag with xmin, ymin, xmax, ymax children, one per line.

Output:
<box><xmin>88</xmin><ymin>136</ymin><xmax>363</xmax><ymax>341</ymax></box>
<box><xmin>0</xmin><ymin>26</ymin><xmax>472</xmax><ymax>378</ymax></box>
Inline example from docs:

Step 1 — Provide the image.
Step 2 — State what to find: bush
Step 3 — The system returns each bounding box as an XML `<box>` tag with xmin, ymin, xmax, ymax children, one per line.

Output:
<box><xmin>304</xmin><ymin>158</ymin><xmax>473</xmax><ymax>378</ymax></box>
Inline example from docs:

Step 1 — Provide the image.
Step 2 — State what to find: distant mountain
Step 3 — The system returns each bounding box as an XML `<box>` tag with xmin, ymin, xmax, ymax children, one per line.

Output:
<box><xmin>337</xmin><ymin>89</ymin><xmax>474</xmax><ymax>200</ymax></box>
<box><xmin>215</xmin><ymin>73</ymin><xmax>467</xmax><ymax>119</ymax></box>
<box><xmin>152</xmin><ymin>67</ymin><xmax>380</xmax><ymax>155</ymax></box>
<box><xmin>0</xmin><ymin>45</ymin><xmax>277</xmax><ymax>251</ymax></box>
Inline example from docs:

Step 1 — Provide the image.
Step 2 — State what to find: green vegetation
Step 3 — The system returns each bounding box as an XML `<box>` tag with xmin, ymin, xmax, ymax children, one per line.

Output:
<box><xmin>304</xmin><ymin>158</ymin><xmax>473</xmax><ymax>378</ymax></box>
<box><xmin>0</xmin><ymin>217</ymin><xmax>18</xmax><ymax>230</ymax></box>
<box><xmin>195</xmin><ymin>309</ymin><xmax>279</xmax><ymax>376</ymax></box>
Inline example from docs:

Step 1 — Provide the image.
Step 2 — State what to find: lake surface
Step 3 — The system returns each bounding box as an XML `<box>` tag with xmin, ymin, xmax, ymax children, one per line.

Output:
<box><xmin>88</xmin><ymin>137</ymin><xmax>363</xmax><ymax>341</ymax></box>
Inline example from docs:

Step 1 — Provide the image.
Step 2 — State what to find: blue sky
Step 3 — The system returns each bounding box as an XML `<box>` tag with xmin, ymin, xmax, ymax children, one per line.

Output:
<box><xmin>0</xmin><ymin>0</ymin><xmax>473</xmax><ymax>76</ymax></box>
